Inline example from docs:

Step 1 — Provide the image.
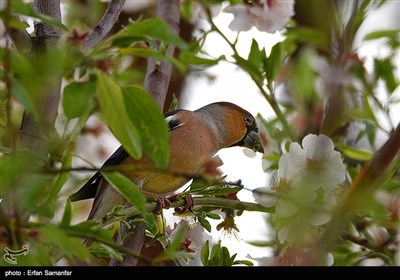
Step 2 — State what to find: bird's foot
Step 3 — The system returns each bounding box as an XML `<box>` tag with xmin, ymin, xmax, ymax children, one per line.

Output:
<box><xmin>169</xmin><ymin>194</ymin><xmax>195</xmax><ymax>214</ymax></box>
<box><xmin>153</xmin><ymin>196</ymin><xmax>172</xmax><ymax>215</ymax></box>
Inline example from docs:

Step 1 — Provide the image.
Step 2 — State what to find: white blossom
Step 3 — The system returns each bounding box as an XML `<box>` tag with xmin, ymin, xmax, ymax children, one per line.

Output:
<box><xmin>279</xmin><ymin>134</ymin><xmax>346</xmax><ymax>191</ymax></box>
<box><xmin>165</xmin><ymin>216</ymin><xmax>210</xmax><ymax>265</ymax></box>
<box><xmin>223</xmin><ymin>0</ymin><xmax>295</xmax><ymax>33</ymax></box>
<box><xmin>189</xmin><ymin>1</ymin><xmax>222</xmax><ymax>24</ymax></box>
<box><xmin>254</xmin><ymin>134</ymin><xmax>346</xmax><ymax>244</ymax></box>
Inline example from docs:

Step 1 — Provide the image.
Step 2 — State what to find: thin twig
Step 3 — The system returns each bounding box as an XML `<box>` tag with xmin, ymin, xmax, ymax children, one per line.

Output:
<box><xmin>205</xmin><ymin>9</ymin><xmax>295</xmax><ymax>141</ymax></box>
<box><xmin>83</xmin><ymin>0</ymin><xmax>126</xmax><ymax>50</ymax></box>
<box><xmin>101</xmin><ymin>197</ymin><xmax>274</xmax><ymax>228</ymax></box>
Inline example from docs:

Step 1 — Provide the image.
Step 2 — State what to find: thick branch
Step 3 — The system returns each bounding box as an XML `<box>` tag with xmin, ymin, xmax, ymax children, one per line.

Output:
<box><xmin>143</xmin><ymin>0</ymin><xmax>181</xmax><ymax>110</ymax></box>
<box><xmin>310</xmin><ymin>121</ymin><xmax>400</xmax><ymax>264</ymax></box>
<box><xmin>19</xmin><ymin>0</ymin><xmax>62</xmax><ymax>151</ymax></box>
<box><xmin>112</xmin><ymin>0</ymin><xmax>181</xmax><ymax>267</ymax></box>
<box><xmin>33</xmin><ymin>0</ymin><xmax>62</xmax><ymax>47</ymax></box>
<box><xmin>83</xmin><ymin>0</ymin><xmax>126</xmax><ymax>50</ymax></box>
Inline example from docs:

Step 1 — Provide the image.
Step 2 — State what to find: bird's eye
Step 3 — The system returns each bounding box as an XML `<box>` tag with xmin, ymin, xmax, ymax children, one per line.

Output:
<box><xmin>244</xmin><ymin>114</ymin><xmax>253</xmax><ymax>126</ymax></box>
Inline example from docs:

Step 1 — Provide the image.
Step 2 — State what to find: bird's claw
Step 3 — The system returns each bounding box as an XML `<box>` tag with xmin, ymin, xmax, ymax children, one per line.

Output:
<box><xmin>173</xmin><ymin>195</ymin><xmax>194</xmax><ymax>214</ymax></box>
<box><xmin>153</xmin><ymin>196</ymin><xmax>172</xmax><ymax>215</ymax></box>
<box><xmin>153</xmin><ymin>195</ymin><xmax>195</xmax><ymax>215</ymax></box>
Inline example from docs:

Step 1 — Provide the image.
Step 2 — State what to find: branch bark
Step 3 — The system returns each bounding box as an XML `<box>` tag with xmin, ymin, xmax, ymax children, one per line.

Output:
<box><xmin>18</xmin><ymin>0</ymin><xmax>62</xmax><ymax>151</ymax></box>
<box><xmin>112</xmin><ymin>0</ymin><xmax>181</xmax><ymax>266</ymax></box>
<box><xmin>144</xmin><ymin>0</ymin><xmax>181</xmax><ymax>109</ymax></box>
<box><xmin>83</xmin><ymin>0</ymin><xmax>126</xmax><ymax>50</ymax></box>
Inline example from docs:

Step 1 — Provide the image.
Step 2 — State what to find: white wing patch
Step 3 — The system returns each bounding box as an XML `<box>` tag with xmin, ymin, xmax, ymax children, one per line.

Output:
<box><xmin>166</xmin><ymin>115</ymin><xmax>185</xmax><ymax>131</ymax></box>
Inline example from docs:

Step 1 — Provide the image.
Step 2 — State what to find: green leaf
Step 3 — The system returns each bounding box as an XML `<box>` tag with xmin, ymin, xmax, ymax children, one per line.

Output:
<box><xmin>206</xmin><ymin>212</ymin><xmax>221</xmax><ymax>220</ymax></box>
<box><xmin>96</xmin><ymin>72</ymin><xmax>142</xmax><ymax>159</ymax></box>
<box><xmin>122</xmin><ymin>18</ymin><xmax>187</xmax><ymax>49</ymax></box>
<box><xmin>101</xmin><ymin>171</ymin><xmax>147</xmax><ymax>215</ymax></box>
<box><xmin>181</xmin><ymin>0</ymin><xmax>194</xmax><ymax>22</ymax></box>
<box><xmin>265</xmin><ymin>42</ymin><xmax>283</xmax><ymax>81</ymax></box>
<box><xmin>169</xmin><ymin>93</ymin><xmax>179</xmax><ymax>111</ymax></box>
<box><xmin>144</xmin><ymin>213</ymin><xmax>158</xmax><ymax>236</ymax></box>
<box><xmin>347</xmin><ymin>108</ymin><xmax>376</xmax><ymax>123</ymax></box>
<box><xmin>222</xmin><ymin>246</ymin><xmax>233</xmax><ymax>266</ymax></box>
<box><xmin>60</xmin><ymin>199</ymin><xmax>72</xmax><ymax>226</ymax></box>
<box><xmin>10</xmin><ymin>0</ymin><xmax>68</xmax><ymax>31</ymax></box>
<box><xmin>62</xmin><ymin>220</ymin><xmax>113</xmax><ymax>243</ymax></box>
<box><xmin>63</xmin><ymin>80</ymin><xmax>95</xmax><ymax>119</ymax></box>
<box><xmin>248</xmin><ymin>39</ymin><xmax>263</xmax><ymax>71</ymax></box>
<box><xmin>233</xmin><ymin>260</ymin><xmax>254</xmax><ymax>266</ymax></box>
<box><xmin>195</xmin><ymin>186</ymin><xmax>242</xmax><ymax>196</ymax></box>
<box><xmin>383</xmin><ymin>179</ymin><xmax>400</xmax><ymax>192</ymax></box>
<box><xmin>39</xmin><ymin>225</ymin><xmax>91</xmax><ymax>262</ymax></box>
<box><xmin>122</xmin><ymin>86</ymin><xmax>170</xmax><ymax>168</ymax></box>
<box><xmin>7</xmin><ymin>49</ymin><xmax>39</xmax><ymax>117</ymax></box>
<box><xmin>365</xmin><ymin>122</ymin><xmax>376</xmax><ymax>147</ymax></box>
<box><xmin>10</xmin><ymin>78</ymin><xmax>38</xmax><ymax>118</ymax></box>
<box><xmin>201</xmin><ymin>240</ymin><xmax>210</xmax><ymax>266</ymax></box>
<box><xmin>179</xmin><ymin>52</ymin><xmax>219</xmax><ymax>66</ymax></box>
<box><xmin>363</xmin><ymin>29</ymin><xmax>400</xmax><ymax>41</ymax></box>
<box><xmin>339</xmin><ymin>144</ymin><xmax>373</xmax><ymax>161</ymax></box>
<box><xmin>233</xmin><ymin>53</ymin><xmax>261</xmax><ymax>79</ymax></box>
<box><xmin>246</xmin><ymin>240</ymin><xmax>275</xmax><ymax>247</ymax></box>
<box><xmin>284</xmin><ymin>27</ymin><xmax>329</xmax><ymax>51</ymax></box>
<box><xmin>99</xmin><ymin>244</ymin><xmax>124</xmax><ymax>262</ymax></box>
<box><xmin>120</xmin><ymin>47</ymin><xmax>186</xmax><ymax>73</ymax></box>
<box><xmin>0</xmin><ymin>151</ymin><xmax>36</xmax><ymax>196</ymax></box>
<box><xmin>46</xmin><ymin>152</ymin><xmax>72</xmax><ymax>205</ymax></box>
<box><xmin>374</xmin><ymin>58</ymin><xmax>399</xmax><ymax>93</ymax></box>
<box><xmin>0</xmin><ymin>13</ymin><xmax>29</xmax><ymax>30</ymax></box>
<box><xmin>209</xmin><ymin>242</ymin><xmax>222</xmax><ymax>265</ymax></box>
<box><xmin>198</xmin><ymin>216</ymin><xmax>212</xmax><ymax>232</ymax></box>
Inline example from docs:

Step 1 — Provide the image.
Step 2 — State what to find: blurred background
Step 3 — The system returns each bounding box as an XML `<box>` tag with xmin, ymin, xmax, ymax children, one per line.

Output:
<box><xmin>61</xmin><ymin>0</ymin><xmax>399</xmax><ymax>264</ymax></box>
<box><xmin>1</xmin><ymin>0</ymin><xmax>399</xmax><ymax>266</ymax></box>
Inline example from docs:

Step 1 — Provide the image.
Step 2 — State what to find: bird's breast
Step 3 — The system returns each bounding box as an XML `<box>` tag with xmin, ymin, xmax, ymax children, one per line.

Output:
<box><xmin>121</xmin><ymin>119</ymin><xmax>220</xmax><ymax>195</ymax></box>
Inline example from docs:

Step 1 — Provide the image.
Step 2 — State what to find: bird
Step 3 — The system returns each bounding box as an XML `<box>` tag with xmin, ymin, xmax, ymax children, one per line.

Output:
<box><xmin>70</xmin><ymin>101</ymin><xmax>264</xmax><ymax>221</ymax></box>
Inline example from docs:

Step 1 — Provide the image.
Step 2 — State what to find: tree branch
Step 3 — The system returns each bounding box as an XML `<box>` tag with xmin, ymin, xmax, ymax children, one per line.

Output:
<box><xmin>101</xmin><ymin>197</ymin><xmax>274</xmax><ymax>228</ymax></box>
<box><xmin>19</xmin><ymin>0</ymin><xmax>62</xmax><ymax>151</ymax></box>
<box><xmin>83</xmin><ymin>0</ymin><xmax>126</xmax><ymax>50</ymax></box>
<box><xmin>111</xmin><ymin>0</ymin><xmax>181</xmax><ymax>267</ymax></box>
<box><xmin>33</xmin><ymin>0</ymin><xmax>62</xmax><ymax>47</ymax></box>
<box><xmin>144</xmin><ymin>0</ymin><xmax>181</xmax><ymax>110</ymax></box>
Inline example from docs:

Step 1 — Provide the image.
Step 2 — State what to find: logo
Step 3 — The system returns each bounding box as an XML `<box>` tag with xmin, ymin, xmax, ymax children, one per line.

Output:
<box><xmin>3</xmin><ymin>245</ymin><xmax>29</xmax><ymax>265</ymax></box>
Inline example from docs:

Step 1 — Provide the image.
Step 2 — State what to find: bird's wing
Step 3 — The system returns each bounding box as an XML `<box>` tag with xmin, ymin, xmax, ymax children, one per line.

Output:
<box><xmin>69</xmin><ymin>109</ymin><xmax>187</xmax><ymax>202</ymax></box>
<box><xmin>69</xmin><ymin>146</ymin><xmax>129</xmax><ymax>202</ymax></box>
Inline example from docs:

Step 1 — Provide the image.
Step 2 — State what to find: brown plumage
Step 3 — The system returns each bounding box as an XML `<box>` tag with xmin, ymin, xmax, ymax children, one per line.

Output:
<box><xmin>70</xmin><ymin>102</ymin><xmax>264</xmax><ymax>220</ymax></box>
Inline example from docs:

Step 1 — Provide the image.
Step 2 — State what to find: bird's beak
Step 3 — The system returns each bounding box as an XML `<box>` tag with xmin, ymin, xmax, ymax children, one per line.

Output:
<box><xmin>242</xmin><ymin>130</ymin><xmax>264</xmax><ymax>153</ymax></box>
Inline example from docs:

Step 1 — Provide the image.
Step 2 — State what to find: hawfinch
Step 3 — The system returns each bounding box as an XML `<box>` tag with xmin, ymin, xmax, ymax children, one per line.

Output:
<box><xmin>70</xmin><ymin>102</ymin><xmax>264</xmax><ymax>220</ymax></box>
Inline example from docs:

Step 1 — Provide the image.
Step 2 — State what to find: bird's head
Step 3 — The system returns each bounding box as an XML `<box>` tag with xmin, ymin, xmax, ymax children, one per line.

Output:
<box><xmin>195</xmin><ymin>102</ymin><xmax>264</xmax><ymax>153</ymax></box>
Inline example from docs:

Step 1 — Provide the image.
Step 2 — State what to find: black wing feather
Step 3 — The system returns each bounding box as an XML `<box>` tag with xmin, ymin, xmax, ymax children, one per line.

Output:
<box><xmin>69</xmin><ymin>146</ymin><xmax>129</xmax><ymax>201</ymax></box>
<box><xmin>69</xmin><ymin>110</ymin><xmax>186</xmax><ymax>202</ymax></box>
